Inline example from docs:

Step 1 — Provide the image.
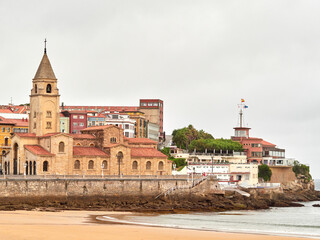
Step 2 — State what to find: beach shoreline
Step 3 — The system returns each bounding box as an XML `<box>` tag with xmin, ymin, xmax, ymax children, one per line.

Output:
<box><xmin>0</xmin><ymin>210</ymin><xmax>314</xmax><ymax>240</ymax></box>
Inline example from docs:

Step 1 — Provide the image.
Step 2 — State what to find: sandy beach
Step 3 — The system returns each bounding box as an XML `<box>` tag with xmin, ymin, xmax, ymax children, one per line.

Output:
<box><xmin>0</xmin><ymin>210</ymin><xmax>312</xmax><ymax>240</ymax></box>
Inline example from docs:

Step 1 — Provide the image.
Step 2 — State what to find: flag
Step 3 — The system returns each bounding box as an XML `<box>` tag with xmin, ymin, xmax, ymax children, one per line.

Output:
<box><xmin>244</xmin><ymin>105</ymin><xmax>248</xmax><ymax>108</ymax></box>
<box><xmin>241</xmin><ymin>99</ymin><xmax>245</xmax><ymax>102</ymax></box>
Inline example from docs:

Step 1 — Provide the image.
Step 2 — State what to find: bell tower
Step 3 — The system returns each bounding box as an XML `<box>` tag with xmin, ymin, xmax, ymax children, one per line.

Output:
<box><xmin>29</xmin><ymin>40</ymin><xmax>60</xmax><ymax>136</ymax></box>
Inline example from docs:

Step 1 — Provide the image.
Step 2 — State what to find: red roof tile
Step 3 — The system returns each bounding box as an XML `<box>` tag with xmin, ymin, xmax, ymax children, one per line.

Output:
<box><xmin>73</xmin><ymin>147</ymin><xmax>109</xmax><ymax>157</ymax></box>
<box><xmin>127</xmin><ymin>138</ymin><xmax>157</xmax><ymax>144</ymax></box>
<box><xmin>70</xmin><ymin>134</ymin><xmax>96</xmax><ymax>139</ymax></box>
<box><xmin>261</xmin><ymin>140</ymin><xmax>276</xmax><ymax>147</ymax></box>
<box><xmin>0</xmin><ymin>109</ymin><xmax>13</xmax><ymax>113</ymax></box>
<box><xmin>25</xmin><ymin>145</ymin><xmax>54</xmax><ymax>156</ymax></box>
<box><xmin>82</xmin><ymin>125</ymin><xmax>115</xmax><ymax>131</ymax></box>
<box><xmin>15</xmin><ymin>133</ymin><xmax>36</xmax><ymax>138</ymax></box>
<box><xmin>131</xmin><ymin>148</ymin><xmax>167</xmax><ymax>158</ymax></box>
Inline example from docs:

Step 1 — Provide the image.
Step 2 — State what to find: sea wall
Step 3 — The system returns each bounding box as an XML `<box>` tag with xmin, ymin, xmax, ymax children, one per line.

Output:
<box><xmin>0</xmin><ymin>178</ymin><xmax>219</xmax><ymax>197</ymax></box>
<box><xmin>269</xmin><ymin>166</ymin><xmax>296</xmax><ymax>183</ymax></box>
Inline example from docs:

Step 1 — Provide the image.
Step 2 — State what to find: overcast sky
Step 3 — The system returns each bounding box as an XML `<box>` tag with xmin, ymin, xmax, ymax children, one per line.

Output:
<box><xmin>1</xmin><ymin>0</ymin><xmax>320</xmax><ymax>178</ymax></box>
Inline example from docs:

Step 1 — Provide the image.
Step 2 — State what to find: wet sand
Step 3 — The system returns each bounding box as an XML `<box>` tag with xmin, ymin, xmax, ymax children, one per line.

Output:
<box><xmin>0</xmin><ymin>210</ymin><xmax>312</xmax><ymax>240</ymax></box>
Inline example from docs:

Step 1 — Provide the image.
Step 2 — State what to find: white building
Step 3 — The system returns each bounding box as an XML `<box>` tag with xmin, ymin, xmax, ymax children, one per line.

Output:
<box><xmin>105</xmin><ymin>113</ymin><xmax>135</xmax><ymax>138</ymax></box>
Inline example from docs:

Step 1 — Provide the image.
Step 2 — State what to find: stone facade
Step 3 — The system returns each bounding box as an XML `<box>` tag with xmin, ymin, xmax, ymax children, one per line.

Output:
<box><xmin>4</xmin><ymin>49</ymin><xmax>171</xmax><ymax>176</ymax></box>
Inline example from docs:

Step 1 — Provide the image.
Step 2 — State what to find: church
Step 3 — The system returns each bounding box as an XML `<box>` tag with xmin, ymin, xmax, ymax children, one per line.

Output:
<box><xmin>3</xmin><ymin>46</ymin><xmax>171</xmax><ymax>176</ymax></box>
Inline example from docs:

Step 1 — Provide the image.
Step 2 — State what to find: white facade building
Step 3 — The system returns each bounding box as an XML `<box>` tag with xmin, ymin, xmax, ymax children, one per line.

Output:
<box><xmin>105</xmin><ymin>113</ymin><xmax>135</xmax><ymax>138</ymax></box>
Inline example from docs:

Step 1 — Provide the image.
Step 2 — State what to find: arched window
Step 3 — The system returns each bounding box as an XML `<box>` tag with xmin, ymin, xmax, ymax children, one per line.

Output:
<box><xmin>110</xmin><ymin>137</ymin><xmax>117</xmax><ymax>143</ymax></box>
<box><xmin>158</xmin><ymin>161</ymin><xmax>164</xmax><ymax>170</ymax></box>
<box><xmin>29</xmin><ymin>161</ymin><xmax>32</xmax><ymax>175</ymax></box>
<box><xmin>33</xmin><ymin>161</ymin><xmax>36</xmax><ymax>175</ymax></box>
<box><xmin>146</xmin><ymin>161</ymin><xmax>151</xmax><ymax>170</ymax></box>
<box><xmin>59</xmin><ymin>142</ymin><xmax>65</xmax><ymax>152</ymax></box>
<box><xmin>132</xmin><ymin>161</ymin><xmax>138</xmax><ymax>170</ymax></box>
<box><xmin>46</xmin><ymin>84</ymin><xmax>52</xmax><ymax>93</ymax></box>
<box><xmin>35</xmin><ymin>84</ymin><xmax>37</xmax><ymax>93</ymax></box>
<box><xmin>43</xmin><ymin>161</ymin><xmax>48</xmax><ymax>172</ymax></box>
<box><xmin>117</xmin><ymin>151</ymin><xmax>123</xmax><ymax>163</ymax></box>
<box><xmin>76</xmin><ymin>143</ymin><xmax>81</xmax><ymax>146</ymax></box>
<box><xmin>74</xmin><ymin>160</ymin><xmax>80</xmax><ymax>169</ymax></box>
<box><xmin>89</xmin><ymin>143</ymin><xmax>95</xmax><ymax>147</ymax></box>
<box><xmin>25</xmin><ymin>161</ymin><xmax>29</xmax><ymax>175</ymax></box>
<box><xmin>88</xmin><ymin>160</ymin><xmax>94</xmax><ymax>169</ymax></box>
<box><xmin>102</xmin><ymin>160</ymin><xmax>107</xmax><ymax>169</ymax></box>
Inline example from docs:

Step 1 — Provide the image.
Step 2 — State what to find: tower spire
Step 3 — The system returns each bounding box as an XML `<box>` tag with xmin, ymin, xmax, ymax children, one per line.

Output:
<box><xmin>44</xmin><ymin>38</ymin><xmax>47</xmax><ymax>54</ymax></box>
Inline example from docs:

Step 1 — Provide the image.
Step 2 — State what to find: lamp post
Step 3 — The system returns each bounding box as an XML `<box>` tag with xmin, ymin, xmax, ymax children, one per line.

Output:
<box><xmin>101</xmin><ymin>163</ymin><xmax>104</xmax><ymax>178</ymax></box>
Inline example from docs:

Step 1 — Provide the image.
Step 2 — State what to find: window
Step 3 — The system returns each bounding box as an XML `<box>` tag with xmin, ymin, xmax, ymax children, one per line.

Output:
<box><xmin>7</xmin><ymin>127</ymin><xmax>10</xmax><ymax>133</ymax></box>
<box><xmin>34</xmin><ymin>112</ymin><xmax>36</xmax><ymax>118</ymax></box>
<box><xmin>46</xmin><ymin>84</ymin><xmax>52</xmax><ymax>93</ymax></box>
<box><xmin>73</xmin><ymin>122</ymin><xmax>78</xmax><ymax>126</ymax></box>
<box><xmin>132</xmin><ymin>161</ymin><xmax>138</xmax><ymax>170</ymax></box>
<box><xmin>43</xmin><ymin>161</ymin><xmax>48</xmax><ymax>172</ymax></box>
<box><xmin>88</xmin><ymin>160</ymin><xmax>94</xmax><ymax>169</ymax></box>
<box><xmin>79</xmin><ymin>115</ymin><xmax>84</xmax><ymax>119</ymax></box>
<box><xmin>125</xmin><ymin>132</ymin><xmax>129</xmax><ymax>137</ymax></box>
<box><xmin>102</xmin><ymin>160</ymin><xmax>107</xmax><ymax>169</ymax></box>
<box><xmin>59</xmin><ymin>142</ymin><xmax>65</xmax><ymax>152</ymax></box>
<box><xmin>73</xmin><ymin>115</ymin><xmax>78</xmax><ymax>119</ymax></box>
<box><xmin>35</xmin><ymin>84</ymin><xmax>37</xmax><ymax>93</ymax></box>
<box><xmin>110</xmin><ymin>137</ymin><xmax>117</xmax><ymax>143</ymax></box>
<box><xmin>158</xmin><ymin>161</ymin><xmax>164</xmax><ymax>170</ymax></box>
<box><xmin>79</xmin><ymin>123</ymin><xmax>84</xmax><ymax>126</ymax></box>
<box><xmin>125</xmin><ymin>124</ymin><xmax>129</xmax><ymax>129</ymax></box>
<box><xmin>74</xmin><ymin>160</ymin><xmax>80</xmax><ymax>169</ymax></box>
<box><xmin>46</xmin><ymin>122</ymin><xmax>52</xmax><ymax>129</ymax></box>
<box><xmin>4</xmin><ymin>138</ymin><xmax>9</xmax><ymax>146</ymax></box>
<box><xmin>89</xmin><ymin>143</ymin><xmax>95</xmax><ymax>147</ymax></box>
<box><xmin>112</xmin><ymin>115</ymin><xmax>118</xmax><ymax>119</ymax></box>
<box><xmin>46</xmin><ymin>111</ymin><xmax>52</xmax><ymax>118</ymax></box>
<box><xmin>76</xmin><ymin>143</ymin><xmax>81</xmax><ymax>146</ymax></box>
<box><xmin>2</xmin><ymin>127</ymin><xmax>5</xmax><ymax>132</ymax></box>
<box><xmin>146</xmin><ymin>161</ymin><xmax>151</xmax><ymax>170</ymax></box>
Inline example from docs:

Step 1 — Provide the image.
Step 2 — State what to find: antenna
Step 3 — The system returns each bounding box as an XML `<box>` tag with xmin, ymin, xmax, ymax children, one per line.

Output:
<box><xmin>238</xmin><ymin>99</ymin><xmax>248</xmax><ymax>127</ymax></box>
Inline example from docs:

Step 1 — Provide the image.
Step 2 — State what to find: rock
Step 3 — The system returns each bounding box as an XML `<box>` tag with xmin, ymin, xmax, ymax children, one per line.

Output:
<box><xmin>312</xmin><ymin>204</ymin><xmax>320</xmax><ymax>207</ymax></box>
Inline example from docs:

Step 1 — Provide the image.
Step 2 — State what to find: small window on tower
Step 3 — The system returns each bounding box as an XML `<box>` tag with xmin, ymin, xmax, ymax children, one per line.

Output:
<box><xmin>34</xmin><ymin>112</ymin><xmax>36</xmax><ymax>118</ymax></box>
<box><xmin>34</xmin><ymin>123</ymin><xmax>36</xmax><ymax>129</ymax></box>
<box><xmin>46</xmin><ymin>111</ymin><xmax>52</xmax><ymax>118</ymax></box>
<box><xmin>46</xmin><ymin>122</ymin><xmax>52</xmax><ymax>129</ymax></box>
<box><xmin>46</xmin><ymin>84</ymin><xmax>52</xmax><ymax>93</ymax></box>
<box><xmin>35</xmin><ymin>84</ymin><xmax>37</xmax><ymax>93</ymax></box>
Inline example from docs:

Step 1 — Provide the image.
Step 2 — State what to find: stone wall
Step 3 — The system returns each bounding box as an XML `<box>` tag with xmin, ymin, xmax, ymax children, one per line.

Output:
<box><xmin>269</xmin><ymin>166</ymin><xmax>297</xmax><ymax>183</ymax></box>
<box><xmin>0</xmin><ymin>178</ymin><xmax>188</xmax><ymax>197</ymax></box>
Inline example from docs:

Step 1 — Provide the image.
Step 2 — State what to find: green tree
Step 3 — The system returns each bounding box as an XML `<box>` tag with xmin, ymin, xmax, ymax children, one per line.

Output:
<box><xmin>188</xmin><ymin>138</ymin><xmax>243</xmax><ymax>152</ymax></box>
<box><xmin>258</xmin><ymin>164</ymin><xmax>272</xmax><ymax>182</ymax></box>
<box><xmin>172</xmin><ymin>125</ymin><xmax>213</xmax><ymax>149</ymax></box>
<box><xmin>160</xmin><ymin>147</ymin><xmax>171</xmax><ymax>157</ymax></box>
<box><xmin>292</xmin><ymin>161</ymin><xmax>312</xmax><ymax>182</ymax></box>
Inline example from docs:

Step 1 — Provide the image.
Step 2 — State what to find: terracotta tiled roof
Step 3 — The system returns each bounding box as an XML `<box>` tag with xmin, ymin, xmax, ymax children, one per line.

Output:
<box><xmin>82</xmin><ymin>125</ymin><xmax>115</xmax><ymax>131</ymax></box>
<box><xmin>15</xmin><ymin>133</ymin><xmax>36</xmax><ymax>138</ymax></box>
<box><xmin>40</xmin><ymin>132</ymin><xmax>62</xmax><ymax>138</ymax></box>
<box><xmin>127</xmin><ymin>138</ymin><xmax>157</xmax><ymax>144</ymax></box>
<box><xmin>261</xmin><ymin>140</ymin><xmax>276</xmax><ymax>147</ymax></box>
<box><xmin>25</xmin><ymin>145</ymin><xmax>54</xmax><ymax>156</ymax></box>
<box><xmin>0</xmin><ymin>118</ymin><xmax>28</xmax><ymax>127</ymax></box>
<box><xmin>0</xmin><ymin>109</ymin><xmax>13</xmax><ymax>113</ymax></box>
<box><xmin>70</xmin><ymin>134</ymin><xmax>96</xmax><ymax>139</ymax></box>
<box><xmin>131</xmin><ymin>148</ymin><xmax>167</xmax><ymax>158</ymax></box>
<box><xmin>73</xmin><ymin>147</ymin><xmax>109</xmax><ymax>157</ymax></box>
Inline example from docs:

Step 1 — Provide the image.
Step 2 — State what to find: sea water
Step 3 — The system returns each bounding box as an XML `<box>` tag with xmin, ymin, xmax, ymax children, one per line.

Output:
<box><xmin>103</xmin><ymin>180</ymin><xmax>320</xmax><ymax>238</ymax></box>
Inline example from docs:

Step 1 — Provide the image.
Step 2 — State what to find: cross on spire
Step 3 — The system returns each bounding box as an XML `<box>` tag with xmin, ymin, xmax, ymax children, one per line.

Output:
<box><xmin>44</xmin><ymin>38</ymin><xmax>47</xmax><ymax>54</ymax></box>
